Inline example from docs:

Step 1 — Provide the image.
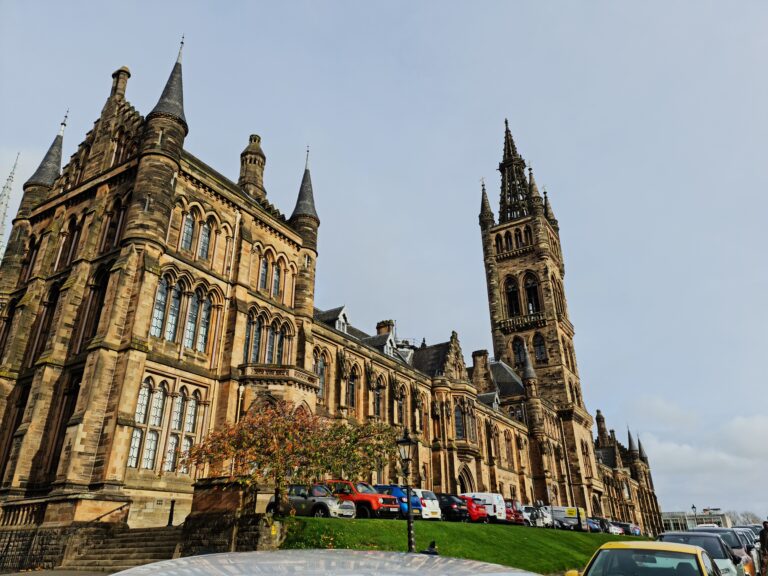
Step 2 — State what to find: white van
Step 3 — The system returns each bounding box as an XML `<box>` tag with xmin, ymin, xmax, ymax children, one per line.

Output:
<box><xmin>461</xmin><ymin>492</ymin><xmax>506</xmax><ymax>523</ymax></box>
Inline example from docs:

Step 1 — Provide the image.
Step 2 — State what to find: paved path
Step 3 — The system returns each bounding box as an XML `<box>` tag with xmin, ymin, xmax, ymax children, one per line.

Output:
<box><xmin>3</xmin><ymin>571</ymin><xmax>106</xmax><ymax>576</ymax></box>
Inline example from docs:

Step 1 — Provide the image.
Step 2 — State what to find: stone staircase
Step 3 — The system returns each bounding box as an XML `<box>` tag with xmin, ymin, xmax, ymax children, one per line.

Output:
<box><xmin>60</xmin><ymin>526</ymin><xmax>181</xmax><ymax>573</ymax></box>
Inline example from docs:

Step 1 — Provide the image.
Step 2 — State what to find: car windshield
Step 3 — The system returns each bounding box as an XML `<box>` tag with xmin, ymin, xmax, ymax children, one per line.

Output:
<box><xmin>356</xmin><ymin>482</ymin><xmax>377</xmax><ymax>494</ymax></box>
<box><xmin>375</xmin><ymin>486</ymin><xmax>394</xmax><ymax>495</ymax></box>
<box><xmin>585</xmin><ymin>549</ymin><xmax>702</xmax><ymax>576</ymax></box>
<box><xmin>311</xmin><ymin>485</ymin><xmax>332</xmax><ymax>497</ymax></box>
<box><xmin>696</xmin><ymin>530</ymin><xmax>741</xmax><ymax>549</ymax></box>
<box><xmin>659</xmin><ymin>535</ymin><xmax>727</xmax><ymax>560</ymax></box>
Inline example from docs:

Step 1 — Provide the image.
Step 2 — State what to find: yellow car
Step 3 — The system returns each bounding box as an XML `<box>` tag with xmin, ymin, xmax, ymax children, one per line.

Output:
<box><xmin>566</xmin><ymin>541</ymin><xmax>724</xmax><ymax>576</ymax></box>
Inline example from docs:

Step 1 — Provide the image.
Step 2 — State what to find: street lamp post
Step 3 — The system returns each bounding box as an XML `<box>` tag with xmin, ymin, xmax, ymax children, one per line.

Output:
<box><xmin>691</xmin><ymin>505</ymin><xmax>698</xmax><ymax>528</ymax></box>
<box><xmin>397</xmin><ymin>428</ymin><xmax>417</xmax><ymax>553</ymax></box>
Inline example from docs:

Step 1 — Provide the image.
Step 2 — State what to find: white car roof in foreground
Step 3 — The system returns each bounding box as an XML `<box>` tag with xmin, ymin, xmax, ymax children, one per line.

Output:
<box><xmin>113</xmin><ymin>549</ymin><xmax>540</xmax><ymax>576</ymax></box>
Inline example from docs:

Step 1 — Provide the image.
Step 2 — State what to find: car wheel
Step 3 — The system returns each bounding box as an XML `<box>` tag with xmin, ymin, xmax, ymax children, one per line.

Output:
<box><xmin>312</xmin><ymin>506</ymin><xmax>329</xmax><ymax>518</ymax></box>
<box><xmin>483</xmin><ymin>517</ymin><xmax>489</xmax><ymax>524</ymax></box>
<box><xmin>356</xmin><ymin>504</ymin><xmax>371</xmax><ymax>519</ymax></box>
<box><xmin>524</xmin><ymin>520</ymin><xmax>531</xmax><ymax>526</ymax></box>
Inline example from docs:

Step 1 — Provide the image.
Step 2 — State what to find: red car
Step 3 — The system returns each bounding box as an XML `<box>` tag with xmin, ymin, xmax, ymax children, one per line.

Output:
<box><xmin>460</xmin><ymin>495</ymin><xmax>489</xmax><ymax>523</ymax></box>
<box><xmin>326</xmin><ymin>480</ymin><xmax>400</xmax><ymax>519</ymax></box>
<box><xmin>504</xmin><ymin>500</ymin><xmax>525</xmax><ymax>525</ymax></box>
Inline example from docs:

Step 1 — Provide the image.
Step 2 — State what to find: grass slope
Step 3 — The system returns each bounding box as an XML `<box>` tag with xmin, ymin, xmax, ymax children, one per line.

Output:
<box><xmin>282</xmin><ymin>518</ymin><xmax>635</xmax><ymax>574</ymax></box>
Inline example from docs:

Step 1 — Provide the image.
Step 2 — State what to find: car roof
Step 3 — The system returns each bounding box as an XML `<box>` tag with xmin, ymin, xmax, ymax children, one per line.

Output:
<box><xmin>661</xmin><ymin>531</ymin><xmax>720</xmax><ymax>539</ymax></box>
<box><xmin>111</xmin><ymin>549</ymin><xmax>539</xmax><ymax>576</ymax></box>
<box><xmin>599</xmin><ymin>541</ymin><xmax>703</xmax><ymax>554</ymax></box>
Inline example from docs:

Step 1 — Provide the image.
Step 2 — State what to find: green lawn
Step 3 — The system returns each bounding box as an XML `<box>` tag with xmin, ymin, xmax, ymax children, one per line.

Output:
<box><xmin>282</xmin><ymin>518</ymin><xmax>638</xmax><ymax>574</ymax></box>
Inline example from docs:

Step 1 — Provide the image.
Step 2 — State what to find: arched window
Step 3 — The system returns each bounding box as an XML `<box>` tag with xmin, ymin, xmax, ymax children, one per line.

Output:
<box><xmin>505</xmin><ymin>277</ymin><xmax>521</xmax><ymax>317</ymax></box>
<box><xmin>276</xmin><ymin>326</ymin><xmax>286</xmax><ymax>364</ymax></box>
<box><xmin>374</xmin><ymin>387</ymin><xmax>382</xmax><ymax>418</ymax></box>
<box><xmin>149</xmin><ymin>384</ymin><xmax>167</xmax><ymax>427</ymax></box>
<box><xmin>524</xmin><ymin>274</ymin><xmax>541</xmax><ymax>314</ymax></box>
<box><xmin>183</xmin><ymin>292</ymin><xmax>201</xmax><ymax>349</ymax></box>
<box><xmin>184</xmin><ymin>392</ymin><xmax>199</xmax><ymax>433</ymax></box>
<box><xmin>495</xmin><ymin>235</ymin><xmax>503</xmax><ymax>254</ymax></box>
<box><xmin>164</xmin><ymin>284</ymin><xmax>182</xmax><ymax>342</ymax></box>
<box><xmin>80</xmin><ymin>268</ymin><xmax>109</xmax><ymax>347</ymax></box>
<box><xmin>454</xmin><ymin>405</ymin><xmax>465</xmax><ymax>440</ymax></box>
<box><xmin>197</xmin><ymin>221</ymin><xmax>211</xmax><ymax>260</ymax></box>
<box><xmin>29</xmin><ymin>284</ymin><xmax>60</xmax><ymax>365</ymax></box>
<box><xmin>514</xmin><ymin>229</ymin><xmax>523</xmax><ymax>248</ymax></box>
<box><xmin>266</xmin><ymin>324</ymin><xmax>277</xmax><ymax>363</ymax></box>
<box><xmin>101</xmin><ymin>199</ymin><xmax>127</xmax><ymax>253</ymax></box>
<box><xmin>171</xmin><ymin>389</ymin><xmax>185</xmax><ymax>431</ymax></box>
<box><xmin>397</xmin><ymin>395</ymin><xmax>404</xmax><ymax>424</ymax></box>
<box><xmin>259</xmin><ymin>259</ymin><xmax>269</xmax><ymax>290</ymax></box>
<box><xmin>196</xmin><ymin>296</ymin><xmax>212</xmax><ymax>353</ymax></box>
<box><xmin>150</xmin><ymin>278</ymin><xmax>168</xmax><ymax>338</ymax></box>
<box><xmin>512</xmin><ymin>337</ymin><xmax>525</xmax><ymax>365</ymax></box>
<box><xmin>314</xmin><ymin>351</ymin><xmax>326</xmax><ymax>398</ymax></box>
<box><xmin>21</xmin><ymin>236</ymin><xmax>39</xmax><ymax>283</ymax></box>
<box><xmin>348</xmin><ymin>370</ymin><xmax>357</xmax><ymax>408</ymax></box>
<box><xmin>180</xmin><ymin>214</ymin><xmax>195</xmax><ymax>251</ymax></box>
<box><xmin>524</xmin><ymin>226</ymin><xmax>533</xmax><ymax>245</ymax></box>
<box><xmin>0</xmin><ymin>299</ymin><xmax>18</xmax><ymax>359</ymax></box>
<box><xmin>135</xmin><ymin>379</ymin><xmax>152</xmax><ymax>424</ymax></box>
<box><xmin>533</xmin><ymin>333</ymin><xmax>547</xmax><ymax>362</ymax></box>
<box><xmin>246</xmin><ymin>316</ymin><xmax>263</xmax><ymax>363</ymax></box>
<box><xmin>180</xmin><ymin>436</ymin><xmax>193</xmax><ymax>473</ymax></box>
<box><xmin>504</xmin><ymin>232</ymin><xmax>513</xmax><ymax>251</ymax></box>
<box><xmin>272</xmin><ymin>264</ymin><xmax>281</xmax><ymax>297</ymax></box>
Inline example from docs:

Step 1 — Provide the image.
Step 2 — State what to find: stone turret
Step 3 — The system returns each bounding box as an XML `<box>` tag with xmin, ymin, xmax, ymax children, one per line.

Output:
<box><xmin>289</xmin><ymin>158</ymin><xmax>320</xmax><ymax>251</ymax></box>
<box><xmin>238</xmin><ymin>134</ymin><xmax>267</xmax><ymax>201</ymax></box>
<box><xmin>596</xmin><ymin>409</ymin><xmax>610</xmax><ymax>448</ymax></box>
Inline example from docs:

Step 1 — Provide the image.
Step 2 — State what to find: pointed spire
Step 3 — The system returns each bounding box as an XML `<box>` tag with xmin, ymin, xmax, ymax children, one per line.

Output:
<box><xmin>25</xmin><ymin>114</ymin><xmax>66</xmax><ymax>188</ymax></box>
<box><xmin>521</xmin><ymin>342</ymin><xmax>537</xmax><ymax>381</ymax></box>
<box><xmin>290</xmin><ymin>162</ymin><xmax>319</xmax><ymax>221</ymax></box>
<box><xmin>503</xmin><ymin>118</ymin><xmax>518</xmax><ymax>161</ymax></box>
<box><xmin>305</xmin><ymin>145</ymin><xmax>310</xmax><ymax>170</ymax></box>
<box><xmin>0</xmin><ymin>153</ymin><xmax>20</xmax><ymax>259</ymax></box>
<box><xmin>480</xmin><ymin>178</ymin><xmax>494</xmax><ymax>226</ymax></box>
<box><xmin>627</xmin><ymin>428</ymin><xmax>638</xmax><ymax>453</ymax></box>
<box><xmin>149</xmin><ymin>37</ymin><xmax>187</xmax><ymax>133</ymax></box>
<box><xmin>528</xmin><ymin>166</ymin><xmax>541</xmax><ymax>198</ymax></box>
<box><xmin>638</xmin><ymin>436</ymin><xmax>648</xmax><ymax>461</ymax></box>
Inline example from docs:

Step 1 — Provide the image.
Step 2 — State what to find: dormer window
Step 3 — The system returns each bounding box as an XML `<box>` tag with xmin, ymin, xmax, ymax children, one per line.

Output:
<box><xmin>335</xmin><ymin>313</ymin><xmax>348</xmax><ymax>333</ymax></box>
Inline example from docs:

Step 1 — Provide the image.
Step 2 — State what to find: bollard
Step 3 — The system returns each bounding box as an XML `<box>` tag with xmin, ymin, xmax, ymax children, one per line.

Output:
<box><xmin>167</xmin><ymin>499</ymin><xmax>176</xmax><ymax>527</ymax></box>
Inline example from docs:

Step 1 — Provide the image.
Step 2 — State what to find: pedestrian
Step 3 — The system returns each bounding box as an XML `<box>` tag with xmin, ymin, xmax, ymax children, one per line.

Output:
<box><xmin>760</xmin><ymin>520</ymin><xmax>768</xmax><ymax>575</ymax></box>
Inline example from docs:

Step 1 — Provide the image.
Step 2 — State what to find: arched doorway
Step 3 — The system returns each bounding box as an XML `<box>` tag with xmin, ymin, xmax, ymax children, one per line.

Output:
<box><xmin>592</xmin><ymin>494</ymin><xmax>603</xmax><ymax>516</ymax></box>
<box><xmin>457</xmin><ymin>465</ymin><xmax>475</xmax><ymax>493</ymax></box>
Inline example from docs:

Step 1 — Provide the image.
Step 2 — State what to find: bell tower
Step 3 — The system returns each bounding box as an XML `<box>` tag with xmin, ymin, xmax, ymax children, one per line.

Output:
<box><xmin>479</xmin><ymin>120</ymin><xmax>599</xmax><ymax>512</ymax></box>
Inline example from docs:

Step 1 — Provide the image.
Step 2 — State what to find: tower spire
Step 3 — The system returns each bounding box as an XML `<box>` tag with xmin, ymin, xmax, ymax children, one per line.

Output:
<box><xmin>0</xmin><ymin>153</ymin><xmax>20</xmax><ymax>259</ymax></box>
<box><xmin>25</xmin><ymin>116</ymin><xmax>65</xmax><ymax>189</ymax></box>
<box><xmin>628</xmin><ymin>428</ymin><xmax>638</xmax><ymax>453</ymax></box>
<box><xmin>479</xmin><ymin>177</ymin><xmax>494</xmax><ymax>227</ymax></box>
<box><xmin>498</xmin><ymin>119</ymin><xmax>529</xmax><ymax>223</ymax></box>
<box><xmin>290</xmin><ymin>159</ymin><xmax>319</xmax><ymax>222</ymax></box>
<box><xmin>149</xmin><ymin>41</ymin><xmax>187</xmax><ymax>133</ymax></box>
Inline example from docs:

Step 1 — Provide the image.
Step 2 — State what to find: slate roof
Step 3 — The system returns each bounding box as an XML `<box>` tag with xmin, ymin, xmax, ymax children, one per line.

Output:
<box><xmin>290</xmin><ymin>168</ymin><xmax>319</xmax><ymax>221</ymax></box>
<box><xmin>314</xmin><ymin>306</ymin><xmax>345</xmax><ymax>325</ymax></box>
<box><xmin>149</xmin><ymin>60</ymin><xmax>187</xmax><ymax>130</ymax></box>
<box><xmin>490</xmin><ymin>361</ymin><xmax>525</xmax><ymax>397</ymax></box>
<box><xmin>595</xmin><ymin>447</ymin><xmax>617</xmax><ymax>468</ymax></box>
<box><xmin>26</xmin><ymin>132</ymin><xmax>62</xmax><ymax>188</ymax></box>
<box><xmin>412</xmin><ymin>342</ymin><xmax>450</xmax><ymax>377</ymax></box>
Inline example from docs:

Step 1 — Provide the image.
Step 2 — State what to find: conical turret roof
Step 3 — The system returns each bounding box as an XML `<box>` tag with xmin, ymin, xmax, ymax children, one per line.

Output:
<box><xmin>149</xmin><ymin>42</ymin><xmax>187</xmax><ymax>132</ymax></box>
<box><xmin>521</xmin><ymin>343</ymin><xmax>537</xmax><ymax>381</ymax></box>
<box><xmin>25</xmin><ymin>118</ymin><xmax>65</xmax><ymax>188</ymax></box>
<box><xmin>628</xmin><ymin>428</ymin><xmax>638</xmax><ymax>452</ymax></box>
<box><xmin>290</xmin><ymin>167</ymin><xmax>319</xmax><ymax>221</ymax></box>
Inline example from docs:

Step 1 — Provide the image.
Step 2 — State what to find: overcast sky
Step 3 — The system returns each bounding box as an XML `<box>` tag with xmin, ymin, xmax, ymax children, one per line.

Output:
<box><xmin>1</xmin><ymin>1</ymin><xmax>766</xmax><ymax>517</ymax></box>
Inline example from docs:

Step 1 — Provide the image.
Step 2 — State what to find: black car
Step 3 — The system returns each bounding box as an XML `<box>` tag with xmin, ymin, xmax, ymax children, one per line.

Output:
<box><xmin>435</xmin><ymin>493</ymin><xmax>469</xmax><ymax>521</ymax></box>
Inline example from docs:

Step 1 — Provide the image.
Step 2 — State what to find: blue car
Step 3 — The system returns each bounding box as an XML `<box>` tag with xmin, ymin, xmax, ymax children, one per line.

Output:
<box><xmin>374</xmin><ymin>485</ymin><xmax>423</xmax><ymax>518</ymax></box>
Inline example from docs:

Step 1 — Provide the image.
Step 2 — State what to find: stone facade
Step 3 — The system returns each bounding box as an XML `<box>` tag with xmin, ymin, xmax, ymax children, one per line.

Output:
<box><xmin>0</xmin><ymin>53</ymin><xmax>662</xmax><ymax>534</ymax></box>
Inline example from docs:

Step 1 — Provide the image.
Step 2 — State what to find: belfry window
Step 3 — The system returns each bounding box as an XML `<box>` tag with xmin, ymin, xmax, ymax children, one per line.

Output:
<box><xmin>505</xmin><ymin>277</ymin><xmax>521</xmax><ymax>317</ymax></box>
<box><xmin>533</xmin><ymin>333</ymin><xmax>547</xmax><ymax>362</ymax></box>
<box><xmin>524</xmin><ymin>274</ymin><xmax>541</xmax><ymax>314</ymax></box>
<box><xmin>514</xmin><ymin>229</ymin><xmax>523</xmax><ymax>248</ymax></box>
<box><xmin>513</xmin><ymin>338</ymin><xmax>525</xmax><ymax>365</ymax></box>
<box><xmin>524</xmin><ymin>226</ymin><xmax>533</xmax><ymax>246</ymax></box>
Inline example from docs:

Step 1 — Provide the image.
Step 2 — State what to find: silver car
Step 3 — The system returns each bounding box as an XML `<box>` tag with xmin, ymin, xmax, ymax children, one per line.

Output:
<box><xmin>268</xmin><ymin>484</ymin><xmax>356</xmax><ymax>518</ymax></box>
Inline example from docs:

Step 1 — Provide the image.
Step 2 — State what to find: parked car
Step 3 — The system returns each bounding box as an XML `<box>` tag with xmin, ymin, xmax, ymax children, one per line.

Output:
<box><xmin>547</xmin><ymin>506</ymin><xmax>589</xmax><ymax>531</ymax></box>
<box><xmin>613</xmin><ymin>521</ymin><xmax>642</xmax><ymax>536</ymax></box>
<box><xmin>606</xmin><ymin>523</ymin><xmax>624</xmax><ymax>535</ymax></box>
<box><xmin>411</xmin><ymin>488</ymin><xmax>442</xmax><ymax>520</ymax></box>
<box><xmin>554</xmin><ymin>517</ymin><xmax>579</xmax><ymax>530</ymax></box>
<box><xmin>462</xmin><ymin>492</ymin><xmax>506</xmax><ymax>523</ymax></box>
<box><xmin>658</xmin><ymin>531</ymin><xmax>745</xmax><ymax>576</ymax></box>
<box><xmin>521</xmin><ymin>505</ymin><xmax>553</xmax><ymax>527</ymax></box>
<box><xmin>459</xmin><ymin>495</ymin><xmax>489</xmax><ymax>523</ymax></box>
<box><xmin>694</xmin><ymin>527</ymin><xmax>757</xmax><ymax>576</ymax></box>
<box><xmin>733</xmin><ymin>528</ymin><xmax>761</xmax><ymax>575</ymax></box>
<box><xmin>435</xmin><ymin>493</ymin><xmax>470</xmax><ymax>522</ymax></box>
<box><xmin>325</xmin><ymin>480</ymin><xmax>400</xmax><ymax>519</ymax></box>
<box><xmin>374</xmin><ymin>484</ymin><xmax>423</xmax><ymax>519</ymax></box>
<box><xmin>565</xmin><ymin>541</ymin><xmax>723</xmax><ymax>576</ymax></box>
<box><xmin>586</xmin><ymin>517</ymin><xmax>601</xmax><ymax>532</ymax></box>
<box><xmin>267</xmin><ymin>483</ymin><xmax>356</xmax><ymax>518</ymax></box>
<box><xmin>504</xmin><ymin>500</ymin><xmax>525</xmax><ymax>525</ymax></box>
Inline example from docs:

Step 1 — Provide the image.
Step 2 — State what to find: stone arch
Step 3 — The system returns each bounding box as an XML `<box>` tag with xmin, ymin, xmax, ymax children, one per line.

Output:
<box><xmin>457</xmin><ymin>465</ymin><xmax>475</xmax><ymax>494</ymax></box>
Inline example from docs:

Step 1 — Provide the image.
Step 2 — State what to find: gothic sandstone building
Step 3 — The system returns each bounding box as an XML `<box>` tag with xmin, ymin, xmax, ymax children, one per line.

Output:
<box><xmin>0</xmin><ymin>51</ymin><xmax>662</xmax><ymax>534</ymax></box>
